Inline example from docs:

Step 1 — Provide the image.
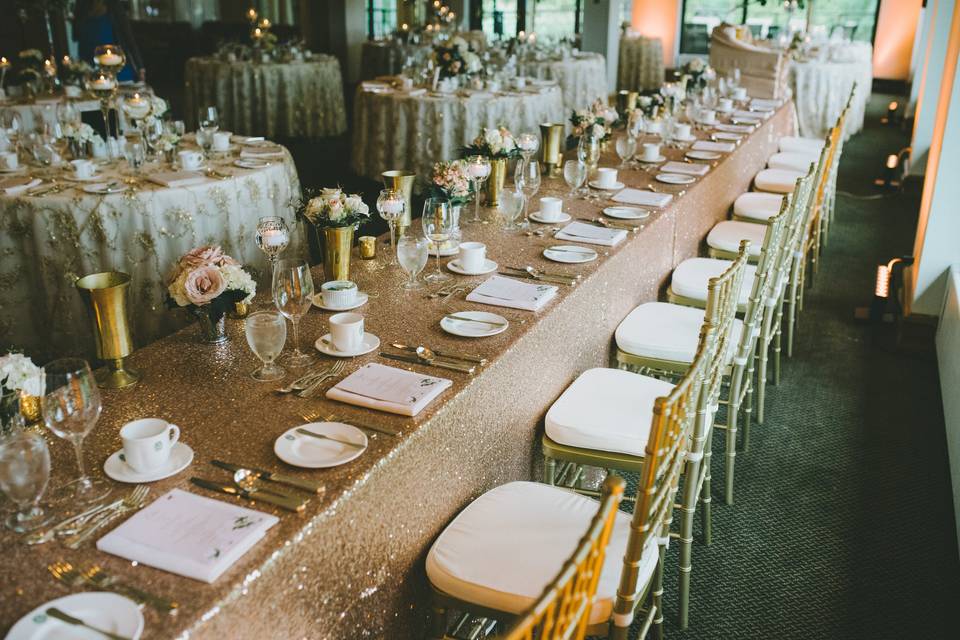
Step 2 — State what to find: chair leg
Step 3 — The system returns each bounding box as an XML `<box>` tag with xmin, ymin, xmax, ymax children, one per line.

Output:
<box><xmin>725</xmin><ymin>371</ymin><xmax>742</xmax><ymax>505</ymax></box>
<box><xmin>786</xmin><ymin>277</ymin><xmax>798</xmax><ymax>358</ymax></box>
<box><xmin>702</xmin><ymin>437</ymin><xmax>713</xmax><ymax>546</ymax></box>
<box><xmin>544</xmin><ymin>455</ymin><xmax>556</xmax><ymax>486</ymax></box>
<box><xmin>651</xmin><ymin>546</ymin><xmax>665</xmax><ymax>640</ymax></box>
<box><xmin>677</xmin><ymin>456</ymin><xmax>700</xmax><ymax>630</ymax></box>
<box><xmin>756</xmin><ymin>341</ymin><xmax>769</xmax><ymax>426</ymax></box>
<box><xmin>772</xmin><ymin>315</ymin><xmax>783</xmax><ymax>387</ymax></box>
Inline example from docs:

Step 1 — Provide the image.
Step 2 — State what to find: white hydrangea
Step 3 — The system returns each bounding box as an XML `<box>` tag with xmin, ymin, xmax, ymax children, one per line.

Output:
<box><xmin>450</xmin><ymin>36</ymin><xmax>469</xmax><ymax>51</ymax></box>
<box><xmin>688</xmin><ymin>57</ymin><xmax>705</xmax><ymax>72</ymax></box>
<box><xmin>483</xmin><ymin>128</ymin><xmax>503</xmax><ymax>155</ymax></box>
<box><xmin>591</xmin><ymin>123</ymin><xmax>607</xmax><ymax>139</ymax></box>
<box><xmin>0</xmin><ymin>353</ymin><xmax>42</xmax><ymax>396</ymax></box>
<box><xmin>220</xmin><ymin>263</ymin><xmax>257</xmax><ymax>303</ymax></box>
<box><xmin>462</xmin><ymin>51</ymin><xmax>482</xmax><ymax>74</ymax></box>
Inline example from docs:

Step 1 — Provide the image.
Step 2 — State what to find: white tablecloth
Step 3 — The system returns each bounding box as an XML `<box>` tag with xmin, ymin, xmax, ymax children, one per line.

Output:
<box><xmin>351</xmin><ymin>85</ymin><xmax>565</xmax><ymax>181</ymax></box>
<box><xmin>789</xmin><ymin>42</ymin><xmax>873</xmax><ymax>140</ymax></box>
<box><xmin>0</xmin><ymin>146</ymin><xmax>302</xmax><ymax>359</ymax></box>
<box><xmin>617</xmin><ymin>35</ymin><xmax>665</xmax><ymax>92</ymax></box>
<box><xmin>184</xmin><ymin>56</ymin><xmax>347</xmax><ymax>139</ymax></box>
<box><xmin>514</xmin><ymin>53</ymin><xmax>608</xmax><ymax>114</ymax></box>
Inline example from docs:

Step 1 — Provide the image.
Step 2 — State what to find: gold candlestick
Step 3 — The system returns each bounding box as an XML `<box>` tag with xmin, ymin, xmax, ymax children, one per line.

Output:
<box><xmin>75</xmin><ymin>271</ymin><xmax>141</xmax><ymax>389</ymax></box>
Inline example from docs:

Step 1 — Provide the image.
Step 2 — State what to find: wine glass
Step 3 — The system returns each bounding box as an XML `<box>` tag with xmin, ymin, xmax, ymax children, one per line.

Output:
<box><xmin>244</xmin><ymin>311</ymin><xmax>287</xmax><ymax>381</ymax></box>
<box><xmin>563</xmin><ymin>159</ymin><xmax>587</xmax><ymax>197</ymax></box>
<box><xmin>255</xmin><ymin>216</ymin><xmax>290</xmax><ymax>267</ymax></box>
<box><xmin>421</xmin><ymin>198</ymin><xmax>453</xmax><ymax>284</ymax></box>
<box><xmin>57</xmin><ymin>101</ymin><xmax>80</xmax><ymax>129</ymax></box>
<box><xmin>397</xmin><ymin>235</ymin><xmax>429</xmax><ymax>290</ymax></box>
<box><xmin>377</xmin><ymin>189</ymin><xmax>405</xmax><ymax>266</ymax></box>
<box><xmin>577</xmin><ymin>135</ymin><xmax>601</xmax><ymax>194</ymax></box>
<box><xmin>615</xmin><ymin>134</ymin><xmax>637</xmax><ymax>169</ymax></box>
<box><xmin>0</xmin><ymin>430</ymin><xmax>53</xmax><ymax>532</ymax></box>
<box><xmin>628</xmin><ymin>109</ymin><xmax>646</xmax><ymax>139</ymax></box>
<box><xmin>197</xmin><ymin>106</ymin><xmax>219</xmax><ymax>157</ymax></box>
<box><xmin>466</xmin><ymin>155</ymin><xmax>491</xmax><ymax>224</ymax></box>
<box><xmin>499</xmin><ymin>187</ymin><xmax>525</xmax><ymax>232</ymax></box>
<box><xmin>123</xmin><ymin>133</ymin><xmax>146</xmax><ymax>174</ymax></box>
<box><xmin>272</xmin><ymin>259</ymin><xmax>315</xmax><ymax>368</ymax></box>
<box><xmin>42</xmin><ymin>358</ymin><xmax>112</xmax><ymax>504</ymax></box>
<box><xmin>515</xmin><ymin>159</ymin><xmax>541</xmax><ymax>228</ymax></box>
<box><xmin>517</xmin><ymin>131</ymin><xmax>539</xmax><ymax>169</ymax></box>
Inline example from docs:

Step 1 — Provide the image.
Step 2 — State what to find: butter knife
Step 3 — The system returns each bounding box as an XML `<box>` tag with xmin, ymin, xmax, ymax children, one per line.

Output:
<box><xmin>389</xmin><ymin>343</ymin><xmax>487</xmax><ymax>365</ymax></box>
<box><xmin>46</xmin><ymin>608</ymin><xmax>131</xmax><ymax>640</ymax></box>
<box><xmin>210</xmin><ymin>460</ymin><xmax>324</xmax><ymax>494</ymax></box>
<box><xmin>190</xmin><ymin>477</ymin><xmax>305</xmax><ymax>512</ymax></box>
<box><xmin>380</xmin><ymin>351</ymin><xmax>476</xmax><ymax>374</ymax></box>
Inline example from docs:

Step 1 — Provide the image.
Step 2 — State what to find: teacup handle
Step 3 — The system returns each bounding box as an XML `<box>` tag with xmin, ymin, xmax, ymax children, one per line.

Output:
<box><xmin>167</xmin><ymin>424</ymin><xmax>180</xmax><ymax>446</ymax></box>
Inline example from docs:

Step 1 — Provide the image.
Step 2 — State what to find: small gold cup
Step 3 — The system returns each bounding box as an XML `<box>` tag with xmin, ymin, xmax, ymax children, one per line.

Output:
<box><xmin>381</xmin><ymin>170</ymin><xmax>415</xmax><ymax>238</ymax></box>
<box><xmin>539</xmin><ymin>123</ymin><xmax>564</xmax><ymax>177</ymax></box>
<box><xmin>358</xmin><ymin>235</ymin><xmax>377</xmax><ymax>259</ymax></box>
<box><xmin>616</xmin><ymin>90</ymin><xmax>638</xmax><ymax>116</ymax></box>
<box><xmin>75</xmin><ymin>271</ymin><xmax>141</xmax><ymax>389</ymax></box>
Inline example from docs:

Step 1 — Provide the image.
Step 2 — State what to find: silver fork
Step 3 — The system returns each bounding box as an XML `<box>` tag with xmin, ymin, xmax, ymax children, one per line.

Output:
<box><xmin>82</xmin><ymin>564</ymin><xmax>179</xmax><ymax>614</ymax></box>
<box><xmin>62</xmin><ymin>485</ymin><xmax>149</xmax><ymax>549</ymax></box>
<box><xmin>297</xmin><ymin>360</ymin><xmax>346</xmax><ymax>398</ymax></box>
<box><xmin>48</xmin><ymin>560</ymin><xmax>85</xmax><ymax>588</ymax></box>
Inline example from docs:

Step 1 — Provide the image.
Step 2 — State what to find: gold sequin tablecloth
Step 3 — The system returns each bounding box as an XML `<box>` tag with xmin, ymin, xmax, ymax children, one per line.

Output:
<box><xmin>0</xmin><ymin>149</ymin><xmax>302</xmax><ymax>361</ymax></box>
<box><xmin>184</xmin><ymin>56</ymin><xmax>348</xmax><ymax>139</ymax></box>
<box><xmin>0</xmin><ymin>103</ymin><xmax>795</xmax><ymax>638</ymax></box>
<box><xmin>617</xmin><ymin>34</ymin><xmax>665</xmax><ymax>91</ymax></box>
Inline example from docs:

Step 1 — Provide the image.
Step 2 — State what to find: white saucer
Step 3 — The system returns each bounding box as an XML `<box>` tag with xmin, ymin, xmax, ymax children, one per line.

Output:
<box><xmin>83</xmin><ymin>182</ymin><xmax>128</xmax><ymax>194</ymax></box>
<box><xmin>543</xmin><ymin>244</ymin><xmax>598</xmax><ymax>264</ymax></box>
<box><xmin>529</xmin><ymin>211</ymin><xmax>572</xmax><ymax>224</ymax></box>
<box><xmin>716</xmin><ymin>106</ymin><xmax>734</xmax><ymax>114</ymax></box>
<box><xmin>441</xmin><ymin>311</ymin><xmax>508</xmax><ymax>338</ymax></box>
<box><xmin>427</xmin><ymin>242</ymin><xmax>459</xmax><ymax>257</ymax></box>
<box><xmin>63</xmin><ymin>173</ymin><xmax>105</xmax><ymax>183</ymax></box>
<box><xmin>589</xmin><ymin>180</ymin><xmax>625</xmax><ymax>191</ymax></box>
<box><xmin>655</xmin><ymin>173</ymin><xmax>696</xmax><ymax>185</ymax></box>
<box><xmin>5</xmin><ymin>592</ymin><xmax>144</xmax><ymax>640</ymax></box>
<box><xmin>274</xmin><ymin>422</ymin><xmax>368</xmax><ymax>468</ymax></box>
<box><xmin>697</xmin><ymin>119</ymin><xmax>719</xmax><ymax>126</ymax></box>
<box><xmin>311</xmin><ymin>291</ymin><xmax>369</xmax><ymax>311</ymax></box>
<box><xmin>603</xmin><ymin>206</ymin><xmax>650</xmax><ymax>220</ymax></box>
<box><xmin>234</xmin><ymin>159</ymin><xmax>271</xmax><ymax>169</ymax></box>
<box><xmin>0</xmin><ymin>166</ymin><xmax>26</xmax><ymax>174</ymax></box>
<box><xmin>673</xmin><ymin>134</ymin><xmax>698</xmax><ymax>143</ymax></box>
<box><xmin>447</xmin><ymin>258</ymin><xmax>498</xmax><ymax>275</ymax></box>
<box><xmin>732</xmin><ymin>117</ymin><xmax>761</xmax><ymax>125</ymax></box>
<box><xmin>104</xmin><ymin>442</ymin><xmax>194</xmax><ymax>483</ymax></box>
<box><xmin>637</xmin><ymin>155</ymin><xmax>666</xmax><ymax>163</ymax></box>
<box><xmin>315</xmin><ymin>332</ymin><xmax>380</xmax><ymax>357</ymax></box>
<box><xmin>687</xmin><ymin>150</ymin><xmax>722</xmax><ymax>161</ymax></box>
<box><xmin>713</xmin><ymin>132</ymin><xmax>743</xmax><ymax>141</ymax></box>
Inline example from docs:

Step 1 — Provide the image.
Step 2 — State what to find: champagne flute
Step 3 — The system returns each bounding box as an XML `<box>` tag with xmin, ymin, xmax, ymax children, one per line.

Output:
<box><xmin>615</xmin><ymin>134</ymin><xmax>637</xmax><ymax>169</ymax></box>
<box><xmin>244</xmin><ymin>311</ymin><xmax>287</xmax><ymax>381</ymax></box>
<box><xmin>255</xmin><ymin>216</ymin><xmax>290</xmax><ymax>267</ymax></box>
<box><xmin>42</xmin><ymin>358</ymin><xmax>111</xmax><ymax>504</ymax></box>
<box><xmin>499</xmin><ymin>187</ymin><xmax>524</xmax><ymax>232</ymax></box>
<box><xmin>563</xmin><ymin>159</ymin><xmax>587</xmax><ymax>197</ymax></box>
<box><xmin>466</xmin><ymin>155</ymin><xmax>491</xmax><ymax>224</ymax></box>
<box><xmin>377</xmin><ymin>188</ymin><xmax>405</xmax><ymax>266</ymax></box>
<box><xmin>515</xmin><ymin>159</ymin><xmax>541</xmax><ymax>228</ymax></box>
<box><xmin>0</xmin><ymin>430</ymin><xmax>54</xmax><ymax>532</ymax></box>
<box><xmin>421</xmin><ymin>198</ymin><xmax>453</xmax><ymax>284</ymax></box>
<box><xmin>272</xmin><ymin>259</ymin><xmax>315</xmax><ymax>368</ymax></box>
<box><xmin>397</xmin><ymin>235</ymin><xmax>429</xmax><ymax>290</ymax></box>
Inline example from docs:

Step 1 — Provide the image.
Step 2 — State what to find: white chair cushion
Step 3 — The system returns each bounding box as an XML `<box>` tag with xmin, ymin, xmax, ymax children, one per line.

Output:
<box><xmin>779</xmin><ymin>135</ymin><xmax>824</xmax><ymax>154</ymax></box>
<box><xmin>426</xmin><ymin>481</ymin><xmax>658</xmax><ymax>625</ymax></box>
<box><xmin>733</xmin><ymin>192</ymin><xmax>785</xmax><ymax>221</ymax></box>
<box><xmin>754</xmin><ymin>168</ymin><xmax>804</xmax><ymax>194</ymax></box>
<box><xmin>616</xmin><ymin>302</ymin><xmax>744</xmax><ymax>364</ymax></box>
<box><xmin>670</xmin><ymin>257</ymin><xmax>758</xmax><ymax>307</ymax></box>
<box><xmin>545</xmin><ymin>368</ymin><xmax>674</xmax><ymax>457</ymax></box>
<box><xmin>767</xmin><ymin>151</ymin><xmax>817</xmax><ymax>172</ymax></box>
<box><xmin>707</xmin><ymin>220</ymin><xmax>766</xmax><ymax>257</ymax></box>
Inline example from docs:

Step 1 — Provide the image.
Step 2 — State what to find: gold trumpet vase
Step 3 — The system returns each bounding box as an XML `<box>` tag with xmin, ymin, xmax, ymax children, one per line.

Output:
<box><xmin>539</xmin><ymin>123</ymin><xmax>565</xmax><ymax>177</ymax></box>
<box><xmin>321</xmin><ymin>225</ymin><xmax>354</xmax><ymax>281</ymax></box>
<box><xmin>381</xmin><ymin>170</ymin><xmax>415</xmax><ymax>238</ymax></box>
<box><xmin>486</xmin><ymin>157</ymin><xmax>506</xmax><ymax>207</ymax></box>
<box><xmin>75</xmin><ymin>271</ymin><xmax>141</xmax><ymax>389</ymax></box>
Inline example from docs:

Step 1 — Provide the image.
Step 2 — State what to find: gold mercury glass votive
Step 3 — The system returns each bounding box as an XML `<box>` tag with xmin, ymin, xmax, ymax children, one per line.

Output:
<box><xmin>358</xmin><ymin>236</ymin><xmax>377</xmax><ymax>259</ymax></box>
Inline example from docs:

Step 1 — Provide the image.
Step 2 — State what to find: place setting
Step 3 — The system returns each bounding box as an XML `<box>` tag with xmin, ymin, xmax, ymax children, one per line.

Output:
<box><xmin>311</xmin><ymin>279</ymin><xmax>370</xmax><ymax>311</ymax></box>
<box><xmin>315</xmin><ymin>312</ymin><xmax>380</xmax><ymax>358</ymax></box>
<box><xmin>446</xmin><ymin>241</ymin><xmax>498</xmax><ymax>276</ymax></box>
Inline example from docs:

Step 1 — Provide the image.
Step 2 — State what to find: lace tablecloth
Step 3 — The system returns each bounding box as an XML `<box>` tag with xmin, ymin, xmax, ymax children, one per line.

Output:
<box><xmin>789</xmin><ymin>42</ymin><xmax>873</xmax><ymax>140</ymax></box>
<box><xmin>351</xmin><ymin>85</ymin><xmax>565</xmax><ymax>180</ymax></box>
<box><xmin>184</xmin><ymin>56</ymin><xmax>347</xmax><ymax>139</ymax></box>
<box><xmin>514</xmin><ymin>53</ymin><xmax>608</xmax><ymax>113</ymax></box>
<box><xmin>0</xmin><ymin>147</ymin><xmax>302</xmax><ymax>359</ymax></box>
<box><xmin>617</xmin><ymin>35</ymin><xmax>665</xmax><ymax>91</ymax></box>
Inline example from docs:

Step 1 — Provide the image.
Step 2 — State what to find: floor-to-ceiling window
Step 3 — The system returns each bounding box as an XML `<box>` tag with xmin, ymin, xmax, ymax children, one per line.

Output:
<box><xmin>529</xmin><ymin>0</ymin><xmax>582</xmax><ymax>40</ymax></box>
<box><xmin>367</xmin><ymin>0</ymin><xmax>398</xmax><ymax>39</ymax></box>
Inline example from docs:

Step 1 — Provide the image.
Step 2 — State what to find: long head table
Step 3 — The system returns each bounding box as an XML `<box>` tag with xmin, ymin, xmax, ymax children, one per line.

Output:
<box><xmin>0</xmin><ymin>102</ymin><xmax>795</xmax><ymax>638</ymax></box>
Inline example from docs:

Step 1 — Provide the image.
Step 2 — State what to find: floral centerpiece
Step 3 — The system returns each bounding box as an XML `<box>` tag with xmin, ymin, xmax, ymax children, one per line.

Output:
<box><xmin>16</xmin><ymin>49</ymin><xmax>44</xmax><ymax>96</ymax></box>
<box><xmin>61</xmin><ymin>58</ymin><xmax>92</xmax><ymax>89</ymax></box>
<box><xmin>680</xmin><ymin>58</ymin><xmax>715</xmax><ymax>92</ymax></box>
<box><xmin>0</xmin><ymin>352</ymin><xmax>42</xmax><ymax>433</ymax></box>
<box><xmin>636</xmin><ymin>92</ymin><xmax>665</xmax><ymax>118</ymax></box>
<box><xmin>570</xmin><ymin>99</ymin><xmax>619</xmax><ymax>142</ymax></box>
<box><xmin>432</xmin><ymin>36</ymin><xmax>481</xmax><ymax>79</ymax></box>
<box><xmin>166</xmin><ymin>246</ymin><xmax>256</xmax><ymax>343</ymax></box>
<box><xmin>427</xmin><ymin>159</ymin><xmax>473</xmax><ymax>205</ymax></box>
<box><xmin>62</xmin><ymin>121</ymin><xmax>100</xmax><ymax>158</ymax></box>
<box><xmin>300</xmin><ymin>188</ymin><xmax>371</xmax><ymax>281</ymax></box>
<box><xmin>462</xmin><ymin>126</ymin><xmax>519</xmax><ymax>206</ymax></box>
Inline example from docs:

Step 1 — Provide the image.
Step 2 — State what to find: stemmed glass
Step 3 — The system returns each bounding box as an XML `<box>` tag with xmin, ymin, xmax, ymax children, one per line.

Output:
<box><xmin>563</xmin><ymin>159</ymin><xmax>587</xmax><ymax>197</ymax></box>
<box><xmin>376</xmin><ymin>189</ymin><xmax>405</xmax><ymax>266</ymax></box>
<box><xmin>272</xmin><ymin>259</ymin><xmax>315</xmax><ymax>368</ymax></box>
<box><xmin>615</xmin><ymin>134</ymin><xmax>637</xmax><ymax>169</ymax></box>
<box><xmin>42</xmin><ymin>358</ymin><xmax>112</xmax><ymax>504</ymax></box>
<box><xmin>0</xmin><ymin>430</ymin><xmax>54</xmax><ymax>532</ymax></box>
<box><xmin>516</xmin><ymin>132</ymin><xmax>539</xmax><ymax>170</ymax></box>
<box><xmin>244</xmin><ymin>310</ymin><xmax>287</xmax><ymax>381</ymax></box>
<box><xmin>628</xmin><ymin>109</ymin><xmax>646</xmax><ymax>139</ymax></box>
<box><xmin>466</xmin><ymin>155</ymin><xmax>491</xmax><ymax>224</ymax></box>
<box><xmin>165</xmin><ymin>119</ymin><xmax>185</xmax><ymax>167</ymax></box>
<box><xmin>123</xmin><ymin>133</ymin><xmax>146</xmax><ymax>175</ymax></box>
<box><xmin>515</xmin><ymin>159</ymin><xmax>541</xmax><ymax>228</ymax></box>
<box><xmin>421</xmin><ymin>198</ymin><xmax>453</xmax><ymax>284</ymax></box>
<box><xmin>397</xmin><ymin>235</ymin><xmax>430</xmax><ymax>290</ymax></box>
<box><xmin>499</xmin><ymin>187</ymin><xmax>525</xmax><ymax>232</ymax></box>
<box><xmin>255</xmin><ymin>216</ymin><xmax>290</xmax><ymax>268</ymax></box>
<box><xmin>197</xmin><ymin>106</ymin><xmax>219</xmax><ymax>158</ymax></box>
<box><xmin>577</xmin><ymin>135</ymin><xmax>601</xmax><ymax>195</ymax></box>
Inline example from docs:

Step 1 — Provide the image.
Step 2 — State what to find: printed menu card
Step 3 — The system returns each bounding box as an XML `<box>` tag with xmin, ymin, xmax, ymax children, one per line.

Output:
<box><xmin>465</xmin><ymin>274</ymin><xmax>559</xmax><ymax>311</ymax></box>
<box><xmin>554</xmin><ymin>221</ymin><xmax>628</xmax><ymax>247</ymax></box>
<box><xmin>327</xmin><ymin>362</ymin><xmax>452</xmax><ymax>416</ymax></box>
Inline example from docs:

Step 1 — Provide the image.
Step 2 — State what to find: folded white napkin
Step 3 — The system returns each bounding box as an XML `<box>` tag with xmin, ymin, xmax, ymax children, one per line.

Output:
<box><xmin>327</xmin><ymin>363</ymin><xmax>452</xmax><ymax>417</ymax></box>
<box><xmin>692</xmin><ymin>140</ymin><xmax>736</xmax><ymax>153</ymax></box>
<box><xmin>555</xmin><ymin>221</ymin><xmax>628</xmax><ymax>247</ymax></box>
<box><xmin>733</xmin><ymin>109</ymin><xmax>769</xmax><ymax>120</ymax></box>
<box><xmin>751</xmin><ymin>98</ymin><xmax>780</xmax><ymax>110</ymax></box>
<box><xmin>1</xmin><ymin>176</ymin><xmax>41</xmax><ymax>195</ymax></box>
<box><xmin>610</xmin><ymin>188</ymin><xmax>673</xmax><ymax>208</ymax></box>
<box><xmin>235</xmin><ymin>136</ymin><xmax>265</xmax><ymax>145</ymax></box>
<box><xmin>147</xmin><ymin>170</ymin><xmax>208</xmax><ymax>188</ymax></box>
<box><xmin>465</xmin><ymin>274</ymin><xmax>559</xmax><ymax>311</ymax></box>
<box><xmin>402</xmin><ymin>88</ymin><xmax>427</xmax><ymax>97</ymax></box>
<box><xmin>240</xmin><ymin>148</ymin><xmax>284</xmax><ymax>160</ymax></box>
<box><xmin>97</xmin><ymin>489</ymin><xmax>278</xmax><ymax>584</ymax></box>
<box><xmin>661</xmin><ymin>161</ymin><xmax>710</xmax><ymax>176</ymax></box>
<box><xmin>715</xmin><ymin>123</ymin><xmax>754</xmax><ymax>134</ymax></box>
<box><xmin>362</xmin><ymin>81</ymin><xmax>392</xmax><ymax>93</ymax></box>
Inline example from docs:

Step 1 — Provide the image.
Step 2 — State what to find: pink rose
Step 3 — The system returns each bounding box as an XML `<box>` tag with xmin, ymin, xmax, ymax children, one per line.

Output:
<box><xmin>180</xmin><ymin>245</ymin><xmax>238</xmax><ymax>269</ymax></box>
<box><xmin>183</xmin><ymin>266</ymin><xmax>227</xmax><ymax>305</ymax></box>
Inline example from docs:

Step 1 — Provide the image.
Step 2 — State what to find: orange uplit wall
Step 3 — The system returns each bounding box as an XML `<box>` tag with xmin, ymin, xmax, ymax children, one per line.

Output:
<box><xmin>873</xmin><ymin>0</ymin><xmax>923</xmax><ymax>80</ymax></box>
<box><xmin>631</xmin><ymin>0</ymin><xmax>680</xmax><ymax>68</ymax></box>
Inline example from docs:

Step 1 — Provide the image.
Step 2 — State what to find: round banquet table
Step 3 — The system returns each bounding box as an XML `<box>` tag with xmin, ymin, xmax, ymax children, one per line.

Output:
<box><xmin>514</xmin><ymin>53</ymin><xmax>608</xmax><ymax>113</ymax></box>
<box><xmin>184</xmin><ymin>56</ymin><xmax>347</xmax><ymax>139</ymax></box>
<box><xmin>617</xmin><ymin>34</ymin><xmax>666</xmax><ymax>92</ymax></box>
<box><xmin>0</xmin><ymin>144</ymin><xmax>302</xmax><ymax>360</ymax></box>
<box><xmin>789</xmin><ymin>42</ymin><xmax>873</xmax><ymax>141</ymax></box>
<box><xmin>351</xmin><ymin>84</ymin><xmax>565</xmax><ymax>181</ymax></box>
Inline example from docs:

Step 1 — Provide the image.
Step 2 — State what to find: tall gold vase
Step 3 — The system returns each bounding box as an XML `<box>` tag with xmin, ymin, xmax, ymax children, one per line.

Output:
<box><xmin>486</xmin><ymin>157</ymin><xmax>506</xmax><ymax>207</ymax></box>
<box><xmin>381</xmin><ymin>170</ymin><xmax>415</xmax><ymax>238</ymax></box>
<box><xmin>539</xmin><ymin>123</ymin><xmax>564</xmax><ymax>177</ymax></box>
<box><xmin>75</xmin><ymin>271</ymin><xmax>141</xmax><ymax>389</ymax></box>
<box><xmin>321</xmin><ymin>226</ymin><xmax>354</xmax><ymax>281</ymax></box>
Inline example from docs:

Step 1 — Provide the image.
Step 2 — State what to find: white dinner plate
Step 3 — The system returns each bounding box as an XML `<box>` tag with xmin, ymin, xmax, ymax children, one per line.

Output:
<box><xmin>686</xmin><ymin>150</ymin><xmax>722</xmax><ymax>161</ymax></box>
<box><xmin>62</xmin><ymin>173</ymin><xmax>105</xmax><ymax>183</ymax></box>
<box><xmin>440</xmin><ymin>311</ymin><xmax>509</xmax><ymax>338</ymax></box>
<box><xmin>82</xmin><ymin>182</ymin><xmax>128</xmax><ymax>194</ymax></box>
<box><xmin>732</xmin><ymin>117</ymin><xmax>761</xmax><ymax>125</ymax></box>
<box><xmin>447</xmin><ymin>258</ymin><xmax>498</xmax><ymax>275</ymax></box>
<box><xmin>274</xmin><ymin>422</ymin><xmax>367</xmax><ymax>469</ymax></box>
<box><xmin>5</xmin><ymin>592</ymin><xmax>144</xmax><ymax>640</ymax></box>
<box><xmin>637</xmin><ymin>155</ymin><xmax>667</xmax><ymax>164</ymax></box>
<box><xmin>233</xmin><ymin>159</ymin><xmax>271</xmax><ymax>169</ymax></box>
<box><xmin>603</xmin><ymin>206</ymin><xmax>650</xmax><ymax>220</ymax></box>
<box><xmin>543</xmin><ymin>245</ymin><xmax>598</xmax><ymax>264</ymax></box>
<box><xmin>713</xmin><ymin>132</ymin><xmax>743</xmax><ymax>142</ymax></box>
<box><xmin>529</xmin><ymin>211</ymin><xmax>572</xmax><ymax>224</ymax></box>
<box><xmin>673</xmin><ymin>134</ymin><xmax>697</xmax><ymax>143</ymax></box>
<box><xmin>311</xmin><ymin>291</ymin><xmax>369</xmax><ymax>311</ymax></box>
<box><xmin>315</xmin><ymin>332</ymin><xmax>380</xmax><ymax>357</ymax></box>
<box><xmin>103</xmin><ymin>442</ymin><xmax>194</xmax><ymax>483</ymax></box>
<box><xmin>588</xmin><ymin>180</ymin><xmax>625</xmax><ymax>191</ymax></box>
<box><xmin>655</xmin><ymin>173</ymin><xmax>696</xmax><ymax>185</ymax></box>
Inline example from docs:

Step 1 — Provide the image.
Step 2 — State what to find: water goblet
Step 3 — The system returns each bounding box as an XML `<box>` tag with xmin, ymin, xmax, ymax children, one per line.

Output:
<box><xmin>517</xmin><ymin>131</ymin><xmax>539</xmax><ymax>169</ymax></box>
<box><xmin>499</xmin><ymin>187</ymin><xmax>525</xmax><ymax>232</ymax></box>
<box><xmin>0</xmin><ymin>430</ymin><xmax>54</xmax><ymax>532</ymax></box>
<box><xmin>377</xmin><ymin>188</ymin><xmax>405</xmax><ymax>266</ymax></box>
<box><xmin>197</xmin><ymin>106</ymin><xmax>219</xmax><ymax>158</ymax></box>
<box><xmin>515</xmin><ymin>158</ymin><xmax>541</xmax><ymax>228</ymax></box>
<box><xmin>421</xmin><ymin>198</ymin><xmax>453</xmax><ymax>284</ymax></box>
<box><xmin>615</xmin><ymin>134</ymin><xmax>637</xmax><ymax>169</ymax></box>
<box><xmin>563</xmin><ymin>159</ymin><xmax>587</xmax><ymax>198</ymax></box>
<box><xmin>123</xmin><ymin>134</ymin><xmax>146</xmax><ymax>174</ymax></box>
<box><xmin>628</xmin><ymin>109</ymin><xmax>646</xmax><ymax>139</ymax></box>
<box><xmin>272</xmin><ymin>259</ymin><xmax>316</xmax><ymax>368</ymax></box>
<box><xmin>577</xmin><ymin>135</ymin><xmax>601</xmax><ymax>195</ymax></box>
<box><xmin>397</xmin><ymin>235</ymin><xmax>430</xmax><ymax>290</ymax></box>
<box><xmin>255</xmin><ymin>216</ymin><xmax>290</xmax><ymax>267</ymax></box>
<box><xmin>42</xmin><ymin>358</ymin><xmax>112</xmax><ymax>504</ymax></box>
<box><xmin>244</xmin><ymin>311</ymin><xmax>287</xmax><ymax>381</ymax></box>
<box><xmin>466</xmin><ymin>155</ymin><xmax>491</xmax><ymax>224</ymax></box>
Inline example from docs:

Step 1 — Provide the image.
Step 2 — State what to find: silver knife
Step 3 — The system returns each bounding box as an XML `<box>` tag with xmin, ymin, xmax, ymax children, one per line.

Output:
<box><xmin>190</xmin><ymin>477</ymin><xmax>305</xmax><ymax>512</ymax></box>
<box><xmin>498</xmin><ymin>271</ymin><xmax>574</xmax><ymax>286</ymax></box>
<box><xmin>380</xmin><ymin>352</ymin><xmax>476</xmax><ymax>374</ymax></box>
<box><xmin>389</xmin><ymin>343</ymin><xmax>487</xmax><ymax>365</ymax></box>
<box><xmin>210</xmin><ymin>460</ymin><xmax>324</xmax><ymax>494</ymax></box>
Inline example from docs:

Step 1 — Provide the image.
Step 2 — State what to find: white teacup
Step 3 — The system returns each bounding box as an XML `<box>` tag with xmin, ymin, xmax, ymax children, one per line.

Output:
<box><xmin>646</xmin><ymin>120</ymin><xmax>664</xmax><ymax>136</ymax></box>
<box><xmin>212</xmin><ymin>131</ymin><xmax>232</xmax><ymax>151</ymax></box>
<box><xmin>717</xmin><ymin>98</ymin><xmax>734</xmax><ymax>112</ymax></box>
<box><xmin>400</xmin><ymin>76</ymin><xmax>414</xmax><ymax>91</ymax></box>
<box><xmin>538</xmin><ymin>196</ymin><xmax>564</xmax><ymax>221</ymax></box>
<box><xmin>71</xmin><ymin>159</ymin><xmax>95</xmax><ymax>179</ymax></box>
<box><xmin>179</xmin><ymin>150</ymin><xmax>203</xmax><ymax>170</ymax></box>
<box><xmin>513</xmin><ymin>77</ymin><xmax>527</xmax><ymax>89</ymax></box>
<box><xmin>641</xmin><ymin>142</ymin><xmax>661</xmax><ymax>162</ymax></box>
<box><xmin>674</xmin><ymin>123</ymin><xmax>692</xmax><ymax>140</ymax></box>
<box><xmin>732</xmin><ymin>87</ymin><xmax>748</xmax><ymax>101</ymax></box>
<box><xmin>458</xmin><ymin>241</ymin><xmax>487</xmax><ymax>273</ymax></box>
<box><xmin>321</xmin><ymin>280</ymin><xmax>358</xmax><ymax>308</ymax></box>
<box><xmin>330</xmin><ymin>312</ymin><xmax>364</xmax><ymax>353</ymax></box>
<box><xmin>0</xmin><ymin>151</ymin><xmax>18</xmax><ymax>171</ymax></box>
<box><xmin>120</xmin><ymin>418</ymin><xmax>180</xmax><ymax>473</ymax></box>
<box><xmin>596</xmin><ymin>167</ymin><xmax>618</xmax><ymax>188</ymax></box>
<box><xmin>486</xmin><ymin>80</ymin><xmax>501</xmax><ymax>92</ymax></box>
<box><xmin>699</xmin><ymin>109</ymin><xmax>717</xmax><ymax>124</ymax></box>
